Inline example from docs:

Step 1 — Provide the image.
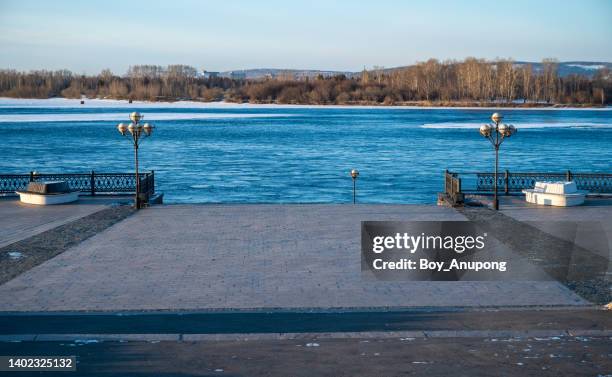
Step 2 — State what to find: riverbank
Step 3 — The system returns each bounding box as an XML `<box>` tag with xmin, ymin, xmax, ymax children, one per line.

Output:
<box><xmin>1</xmin><ymin>97</ymin><xmax>610</xmax><ymax>110</ymax></box>
<box><xmin>239</xmin><ymin>100</ymin><xmax>607</xmax><ymax>109</ymax></box>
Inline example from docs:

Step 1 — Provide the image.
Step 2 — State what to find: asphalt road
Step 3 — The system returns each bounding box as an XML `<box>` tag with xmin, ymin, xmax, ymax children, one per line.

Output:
<box><xmin>1</xmin><ymin>308</ymin><xmax>610</xmax><ymax>376</ymax></box>
<box><xmin>1</xmin><ymin>335</ymin><xmax>610</xmax><ymax>377</ymax></box>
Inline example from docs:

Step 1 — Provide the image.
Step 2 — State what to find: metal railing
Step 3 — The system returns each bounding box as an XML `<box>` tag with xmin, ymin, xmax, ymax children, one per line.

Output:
<box><xmin>444</xmin><ymin>170</ymin><xmax>464</xmax><ymax>205</ymax></box>
<box><xmin>0</xmin><ymin>171</ymin><xmax>155</xmax><ymax>199</ymax></box>
<box><xmin>447</xmin><ymin>170</ymin><xmax>612</xmax><ymax>195</ymax></box>
<box><xmin>138</xmin><ymin>171</ymin><xmax>155</xmax><ymax>199</ymax></box>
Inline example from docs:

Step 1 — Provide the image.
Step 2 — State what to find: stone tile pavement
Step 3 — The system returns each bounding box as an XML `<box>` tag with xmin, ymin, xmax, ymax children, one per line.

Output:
<box><xmin>0</xmin><ymin>196</ymin><xmax>130</xmax><ymax>248</ymax></box>
<box><xmin>0</xmin><ymin>204</ymin><xmax>589</xmax><ymax>311</ymax></box>
<box><xmin>490</xmin><ymin>197</ymin><xmax>611</xmax><ymax>265</ymax></box>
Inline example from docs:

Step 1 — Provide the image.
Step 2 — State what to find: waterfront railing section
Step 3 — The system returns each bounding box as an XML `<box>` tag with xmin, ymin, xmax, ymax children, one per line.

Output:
<box><xmin>0</xmin><ymin>171</ymin><xmax>155</xmax><ymax>200</ymax></box>
<box><xmin>1</xmin><ymin>169</ymin><xmax>610</xmax><ymax>205</ymax></box>
<box><xmin>444</xmin><ymin>170</ymin><xmax>464</xmax><ymax>205</ymax></box>
<box><xmin>444</xmin><ymin>170</ymin><xmax>612</xmax><ymax>205</ymax></box>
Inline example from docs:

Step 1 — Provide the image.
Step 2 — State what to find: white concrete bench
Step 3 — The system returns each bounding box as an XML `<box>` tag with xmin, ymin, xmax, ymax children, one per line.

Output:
<box><xmin>16</xmin><ymin>181</ymin><xmax>79</xmax><ymax>205</ymax></box>
<box><xmin>522</xmin><ymin>181</ymin><xmax>586</xmax><ymax>207</ymax></box>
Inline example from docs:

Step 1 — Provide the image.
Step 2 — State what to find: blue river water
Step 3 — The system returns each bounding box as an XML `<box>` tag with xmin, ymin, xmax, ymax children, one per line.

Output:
<box><xmin>0</xmin><ymin>99</ymin><xmax>610</xmax><ymax>203</ymax></box>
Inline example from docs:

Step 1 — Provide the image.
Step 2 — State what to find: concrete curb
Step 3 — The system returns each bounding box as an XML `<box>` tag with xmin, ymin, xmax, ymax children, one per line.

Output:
<box><xmin>0</xmin><ymin>304</ymin><xmax>600</xmax><ymax>315</ymax></box>
<box><xmin>1</xmin><ymin>329</ymin><xmax>610</xmax><ymax>342</ymax></box>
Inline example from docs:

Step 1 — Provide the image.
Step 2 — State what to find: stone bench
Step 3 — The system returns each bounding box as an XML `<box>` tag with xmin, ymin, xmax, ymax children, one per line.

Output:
<box><xmin>522</xmin><ymin>181</ymin><xmax>586</xmax><ymax>207</ymax></box>
<box><xmin>16</xmin><ymin>181</ymin><xmax>79</xmax><ymax>205</ymax></box>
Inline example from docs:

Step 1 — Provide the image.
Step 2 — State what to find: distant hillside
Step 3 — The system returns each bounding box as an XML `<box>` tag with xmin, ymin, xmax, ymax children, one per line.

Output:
<box><xmin>514</xmin><ymin>61</ymin><xmax>611</xmax><ymax>77</ymax></box>
<box><xmin>221</xmin><ymin>61</ymin><xmax>611</xmax><ymax>79</ymax></box>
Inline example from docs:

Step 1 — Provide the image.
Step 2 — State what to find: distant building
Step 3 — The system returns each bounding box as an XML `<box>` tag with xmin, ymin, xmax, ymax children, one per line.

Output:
<box><xmin>229</xmin><ymin>71</ymin><xmax>247</xmax><ymax>80</ymax></box>
<box><xmin>200</xmin><ymin>70</ymin><xmax>219</xmax><ymax>79</ymax></box>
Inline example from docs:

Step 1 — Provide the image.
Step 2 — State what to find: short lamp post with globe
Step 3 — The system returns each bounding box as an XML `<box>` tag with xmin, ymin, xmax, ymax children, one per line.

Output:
<box><xmin>350</xmin><ymin>169</ymin><xmax>359</xmax><ymax>204</ymax></box>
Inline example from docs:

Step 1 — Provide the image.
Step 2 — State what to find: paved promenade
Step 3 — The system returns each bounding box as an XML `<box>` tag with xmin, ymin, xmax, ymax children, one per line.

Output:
<box><xmin>0</xmin><ymin>204</ymin><xmax>590</xmax><ymax>311</ymax></box>
<box><xmin>501</xmin><ymin>197</ymin><xmax>612</xmax><ymax>255</ymax></box>
<box><xmin>0</xmin><ymin>197</ymin><xmax>128</xmax><ymax>248</ymax></box>
<box><xmin>470</xmin><ymin>196</ymin><xmax>612</xmax><ymax>281</ymax></box>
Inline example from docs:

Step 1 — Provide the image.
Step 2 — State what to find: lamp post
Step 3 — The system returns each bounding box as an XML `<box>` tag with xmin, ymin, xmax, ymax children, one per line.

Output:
<box><xmin>117</xmin><ymin>112</ymin><xmax>154</xmax><ymax>209</ymax></box>
<box><xmin>350</xmin><ymin>169</ymin><xmax>359</xmax><ymax>204</ymax></box>
<box><xmin>479</xmin><ymin>113</ymin><xmax>516</xmax><ymax>210</ymax></box>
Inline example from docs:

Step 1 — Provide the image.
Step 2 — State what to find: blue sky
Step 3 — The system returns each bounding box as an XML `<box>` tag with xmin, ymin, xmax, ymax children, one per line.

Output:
<box><xmin>1</xmin><ymin>0</ymin><xmax>610</xmax><ymax>74</ymax></box>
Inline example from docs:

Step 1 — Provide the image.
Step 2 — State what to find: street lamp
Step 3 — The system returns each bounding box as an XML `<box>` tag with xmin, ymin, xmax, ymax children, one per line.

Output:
<box><xmin>479</xmin><ymin>112</ymin><xmax>516</xmax><ymax>210</ymax></box>
<box><xmin>117</xmin><ymin>112</ymin><xmax>154</xmax><ymax>209</ymax></box>
<box><xmin>350</xmin><ymin>169</ymin><xmax>359</xmax><ymax>204</ymax></box>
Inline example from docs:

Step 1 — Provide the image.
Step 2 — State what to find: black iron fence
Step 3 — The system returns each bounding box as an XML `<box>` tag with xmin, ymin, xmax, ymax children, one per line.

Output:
<box><xmin>448</xmin><ymin>170</ymin><xmax>612</xmax><ymax>195</ymax></box>
<box><xmin>444</xmin><ymin>170</ymin><xmax>464</xmax><ymax>205</ymax></box>
<box><xmin>0</xmin><ymin>171</ymin><xmax>155</xmax><ymax>198</ymax></box>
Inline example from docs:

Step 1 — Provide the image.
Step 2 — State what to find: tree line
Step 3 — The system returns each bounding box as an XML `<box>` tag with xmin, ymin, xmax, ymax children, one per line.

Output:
<box><xmin>0</xmin><ymin>59</ymin><xmax>609</xmax><ymax>106</ymax></box>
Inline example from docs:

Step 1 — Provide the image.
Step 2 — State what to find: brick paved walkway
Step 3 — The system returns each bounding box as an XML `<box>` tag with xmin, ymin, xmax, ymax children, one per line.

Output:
<box><xmin>0</xmin><ymin>205</ymin><xmax>588</xmax><ymax>311</ymax></box>
<box><xmin>0</xmin><ymin>197</ymin><xmax>130</xmax><ymax>248</ymax></box>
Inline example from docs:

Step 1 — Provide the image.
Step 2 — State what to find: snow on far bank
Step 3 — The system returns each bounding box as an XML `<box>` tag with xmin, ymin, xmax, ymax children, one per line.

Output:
<box><xmin>421</xmin><ymin>122</ymin><xmax>612</xmax><ymax>130</ymax></box>
<box><xmin>566</xmin><ymin>64</ymin><xmax>606</xmax><ymax>70</ymax></box>
<box><xmin>0</xmin><ymin>112</ymin><xmax>294</xmax><ymax>123</ymax></box>
<box><xmin>0</xmin><ymin>97</ymin><xmax>248</xmax><ymax>109</ymax></box>
<box><xmin>0</xmin><ymin>97</ymin><xmax>610</xmax><ymax>111</ymax></box>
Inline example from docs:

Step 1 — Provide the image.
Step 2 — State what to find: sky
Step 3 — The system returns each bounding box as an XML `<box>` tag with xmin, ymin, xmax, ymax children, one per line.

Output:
<box><xmin>0</xmin><ymin>0</ymin><xmax>611</xmax><ymax>74</ymax></box>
